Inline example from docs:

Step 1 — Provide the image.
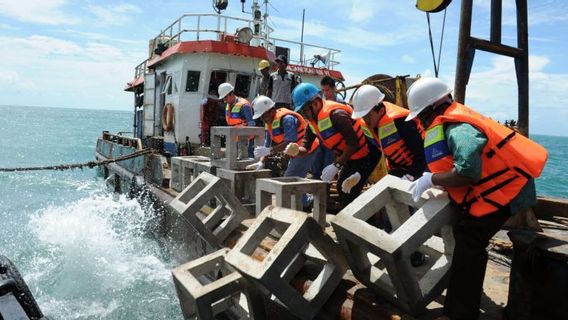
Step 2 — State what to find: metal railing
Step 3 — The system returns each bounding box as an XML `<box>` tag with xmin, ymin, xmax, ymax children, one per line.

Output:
<box><xmin>132</xmin><ymin>13</ymin><xmax>341</xmax><ymax>78</ymax></box>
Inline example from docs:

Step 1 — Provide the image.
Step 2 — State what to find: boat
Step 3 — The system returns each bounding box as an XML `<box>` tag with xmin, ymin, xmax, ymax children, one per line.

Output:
<box><xmin>94</xmin><ymin>1</ymin><xmax>568</xmax><ymax>319</ymax></box>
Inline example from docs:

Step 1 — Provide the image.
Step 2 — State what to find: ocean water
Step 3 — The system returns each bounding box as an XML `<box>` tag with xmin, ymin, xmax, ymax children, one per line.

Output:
<box><xmin>0</xmin><ymin>105</ymin><xmax>567</xmax><ymax>319</ymax></box>
<box><xmin>0</xmin><ymin>106</ymin><xmax>180</xmax><ymax>319</ymax></box>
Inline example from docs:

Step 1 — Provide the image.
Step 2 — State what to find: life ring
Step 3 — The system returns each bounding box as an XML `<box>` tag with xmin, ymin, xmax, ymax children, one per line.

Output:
<box><xmin>162</xmin><ymin>103</ymin><xmax>174</xmax><ymax>131</ymax></box>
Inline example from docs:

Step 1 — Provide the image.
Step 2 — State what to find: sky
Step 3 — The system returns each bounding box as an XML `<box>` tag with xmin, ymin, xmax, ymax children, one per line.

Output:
<box><xmin>0</xmin><ymin>0</ymin><xmax>567</xmax><ymax>136</ymax></box>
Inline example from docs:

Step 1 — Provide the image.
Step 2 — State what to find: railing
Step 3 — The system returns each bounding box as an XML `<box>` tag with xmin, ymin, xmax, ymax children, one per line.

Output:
<box><xmin>102</xmin><ymin>131</ymin><xmax>143</xmax><ymax>150</ymax></box>
<box><xmin>132</xmin><ymin>13</ymin><xmax>341</xmax><ymax>78</ymax></box>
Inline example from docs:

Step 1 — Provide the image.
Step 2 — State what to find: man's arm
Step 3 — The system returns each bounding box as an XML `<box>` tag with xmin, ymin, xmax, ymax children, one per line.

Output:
<box><xmin>394</xmin><ymin>118</ymin><xmax>427</xmax><ymax>178</ymax></box>
<box><xmin>267</xmin><ymin>76</ymin><xmax>273</xmax><ymax>98</ymax></box>
<box><xmin>431</xmin><ymin>123</ymin><xmax>487</xmax><ymax>187</ymax></box>
<box><xmin>241</xmin><ymin>103</ymin><xmax>256</xmax><ymax>127</ymax></box>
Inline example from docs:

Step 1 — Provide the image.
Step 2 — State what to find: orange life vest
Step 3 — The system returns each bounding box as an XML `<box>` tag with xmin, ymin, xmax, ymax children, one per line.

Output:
<box><xmin>424</xmin><ymin>102</ymin><xmax>547</xmax><ymax>217</ymax></box>
<box><xmin>362</xmin><ymin>102</ymin><xmax>416</xmax><ymax>172</ymax></box>
<box><xmin>225</xmin><ymin>97</ymin><xmax>251</xmax><ymax>126</ymax></box>
<box><xmin>265</xmin><ymin>108</ymin><xmax>318</xmax><ymax>154</ymax></box>
<box><xmin>309</xmin><ymin>101</ymin><xmax>369</xmax><ymax>160</ymax></box>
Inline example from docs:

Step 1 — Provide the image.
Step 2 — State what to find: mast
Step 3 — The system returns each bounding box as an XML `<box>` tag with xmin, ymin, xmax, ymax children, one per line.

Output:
<box><xmin>454</xmin><ymin>0</ymin><xmax>530</xmax><ymax>135</ymax></box>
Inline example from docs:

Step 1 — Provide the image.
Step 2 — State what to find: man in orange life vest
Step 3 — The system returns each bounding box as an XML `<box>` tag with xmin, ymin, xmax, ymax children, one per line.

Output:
<box><xmin>218</xmin><ymin>82</ymin><xmax>256</xmax><ymax>158</ymax></box>
<box><xmin>288</xmin><ymin>83</ymin><xmax>381</xmax><ymax>206</ymax></box>
<box><xmin>245</xmin><ymin>95</ymin><xmax>318</xmax><ymax>177</ymax></box>
<box><xmin>406</xmin><ymin>78</ymin><xmax>547</xmax><ymax>320</ymax></box>
<box><xmin>351</xmin><ymin>84</ymin><xmax>426</xmax><ymax>180</ymax></box>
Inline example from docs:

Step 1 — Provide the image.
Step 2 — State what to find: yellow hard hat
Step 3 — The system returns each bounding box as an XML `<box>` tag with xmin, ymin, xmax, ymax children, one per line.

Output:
<box><xmin>258</xmin><ymin>59</ymin><xmax>270</xmax><ymax>71</ymax></box>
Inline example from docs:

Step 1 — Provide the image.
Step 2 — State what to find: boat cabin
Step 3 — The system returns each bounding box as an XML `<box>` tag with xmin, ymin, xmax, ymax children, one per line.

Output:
<box><xmin>125</xmin><ymin>13</ymin><xmax>344</xmax><ymax>156</ymax></box>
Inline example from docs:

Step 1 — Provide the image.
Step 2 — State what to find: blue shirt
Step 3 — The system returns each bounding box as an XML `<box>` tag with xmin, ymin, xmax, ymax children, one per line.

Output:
<box><xmin>239</xmin><ymin>102</ymin><xmax>256</xmax><ymax>127</ymax></box>
<box><xmin>264</xmin><ymin>114</ymin><xmax>299</xmax><ymax>147</ymax></box>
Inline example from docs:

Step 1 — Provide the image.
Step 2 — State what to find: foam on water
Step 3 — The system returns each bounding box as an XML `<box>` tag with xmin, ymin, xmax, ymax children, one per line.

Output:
<box><xmin>25</xmin><ymin>192</ymin><xmax>180</xmax><ymax>319</ymax></box>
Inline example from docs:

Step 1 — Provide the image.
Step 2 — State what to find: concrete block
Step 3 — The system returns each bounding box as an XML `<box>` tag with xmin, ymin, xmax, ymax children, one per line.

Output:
<box><xmin>331</xmin><ymin>175</ymin><xmax>456</xmax><ymax>315</ymax></box>
<box><xmin>210</xmin><ymin>126</ymin><xmax>265</xmax><ymax>170</ymax></box>
<box><xmin>173</xmin><ymin>249</ymin><xmax>265</xmax><ymax>320</ymax></box>
<box><xmin>226</xmin><ymin>206</ymin><xmax>347</xmax><ymax>320</ymax></box>
<box><xmin>256</xmin><ymin>177</ymin><xmax>327</xmax><ymax>227</ymax></box>
<box><xmin>170</xmin><ymin>172</ymin><xmax>250</xmax><ymax>247</ymax></box>
<box><xmin>217</xmin><ymin>168</ymin><xmax>272</xmax><ymax>212</ymax></box>
<box><xmin>170</xmin><ymin>156</ymin><xmax>210</xmax><ymax>192</ymax></box>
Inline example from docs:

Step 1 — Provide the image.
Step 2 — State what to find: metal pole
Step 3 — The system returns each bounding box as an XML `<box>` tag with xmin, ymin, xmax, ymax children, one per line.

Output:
<box><xmin>300</xmin><ymin>9</ymin><xmax>305</xmax><ymax>65</ymax></box>
<box><xmin>454</xmin><ymin>0</ymin><xmax>474</xmax><ymax>104</ymax></box>
<box><xmin>490</xmin><ymin>0</ymin><xmax>502</xmax><ymax>43</ymax></box>
<box><xmin>516</xmin><ymin>0</ymin><xmax>529</xmax><ymax>135</ymax></box>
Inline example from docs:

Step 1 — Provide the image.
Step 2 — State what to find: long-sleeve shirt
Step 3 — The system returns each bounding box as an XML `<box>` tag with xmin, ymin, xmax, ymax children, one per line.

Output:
<box><xmin>265</xmin><ymin>115</ymin><xmax>299</xmax><ymax>147</ymax></box>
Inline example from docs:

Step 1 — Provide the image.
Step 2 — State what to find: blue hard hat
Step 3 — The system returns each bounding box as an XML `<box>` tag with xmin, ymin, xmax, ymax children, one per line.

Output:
<box><xmin>292</xmin><ymin>83</ymin><xmax>321</xmax><ymax>112</ymax></box>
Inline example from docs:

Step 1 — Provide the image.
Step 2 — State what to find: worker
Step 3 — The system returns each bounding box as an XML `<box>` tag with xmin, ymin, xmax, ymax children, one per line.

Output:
<box><xmin>246</xmin><ymin>95</ymin><xmax>318</xmax><ymax>177</ymax></box>
<box><xmin>351</xmin><ymin>84</ymin><xmax>426</xmax><ymax>180</ymax></box>
<box><xmin>218</xmin><ymin>82</ymin><xmax>256</xmax><ymax>158</ymax></box>
<box><xmin>310</xmin><ymin>76</ymin><xmax>344</xmax><ymax>180</ymax></box>
<box><xmin>267</xmin><ymin>55</ymin><xmax>300</xmax><ymax>109</ymax></box>
<box><xmin>257</xmin><ymin>59</ymin><xmax>271</xmax><ymax>96</ymax></box>
<box><xmin>287</xmin><ymin>83</ymin><xmax>381</xmax><ymax>206</ymax></box>
<box><xmin>320</xmin><ymin>76</ymin><xmax>346</xmax><ymax>103</ymax></box>
<box><xmin>405</xmin><ymin>77</ymin><xmax>547</xmax><ymax>320</ymax></box>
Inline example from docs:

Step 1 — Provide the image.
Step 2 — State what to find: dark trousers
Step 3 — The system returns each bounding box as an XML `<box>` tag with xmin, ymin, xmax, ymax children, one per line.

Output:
<box><xmin>336</xmin><ymin>146</ymin><xmax>381</xmax><ymax>207</ymax></box>
<box><xmin>443</xmin><ymin>205</ymin><xmax>510</xmax><ymax>320</ymax></box>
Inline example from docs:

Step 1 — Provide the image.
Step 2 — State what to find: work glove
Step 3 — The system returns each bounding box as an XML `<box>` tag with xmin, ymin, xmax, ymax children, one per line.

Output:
<box><xmin>401</xmin><ymin>174</ymin><xmax>415</xmax><ymax>182</ymax></box>
<box><xmin>321</xmin><ymin>164</ymin><xmax>340</xmax><ymax>183</ymax></box>
<box><xmin>245</xmin><ymin>161</ymin><xmax>264</xmax><ymax>171</ymax></box>
<box><xmin>254</xmin><ymin>146</ymin><xmax>272</xmax><ymax>158</ymax></box>
<box><xmin>409</xmin><ymin>172</ymin><xmax>433</xmax><ymax>202</ymax></box>
<box><xmin>283</xmin><ymin>142</ymin><xmax>300</xmax><ymax>157</ymax></box>
<box><xmin>341</xmin><ymin>172</ymin><xmax>361</xmax><ymax>194</ymax></box>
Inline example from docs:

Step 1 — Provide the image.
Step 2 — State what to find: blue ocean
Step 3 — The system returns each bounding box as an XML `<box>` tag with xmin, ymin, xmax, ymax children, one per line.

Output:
<box><xmin>0</xmin><ymin>105</ymin><xmax>566</xmax><ymax>319</ymax></box>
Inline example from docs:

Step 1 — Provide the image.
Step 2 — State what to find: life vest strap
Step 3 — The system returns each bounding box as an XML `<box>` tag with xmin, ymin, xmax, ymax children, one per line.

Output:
<box><xmin>486</xmin><ymin>131</ymin><xmax>516</xmax><ymax>158</ymax></box>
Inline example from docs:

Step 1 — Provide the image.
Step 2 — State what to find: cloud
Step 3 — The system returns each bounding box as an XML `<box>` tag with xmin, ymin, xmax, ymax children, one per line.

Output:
<box><xmin>349</xmin><ymin>0</ymin><xmax>377</xmax><ymax>22</ymax></box>
<box><xmin>0</xmin><ymin>0</ymin><xmax>77</xmax><ymax>25</ymax></box>
<box><xmin>87</xmin><ymin>3</ymin><xmax>142</xmax><ymax>26</ymax></box>
<box><xmin>454</xmin><ymin>55</ymin><xmax>568</xmax><ymax>128</ymax></box>
<box><xmin>402</xmin><ymin>54</ymin><xmax>416</xmax><ymax>64</ymax></box>
<box><xmin>0</xmin><ymin>35</ymin><xmax>144</xmax><ymax>109</ymax></box>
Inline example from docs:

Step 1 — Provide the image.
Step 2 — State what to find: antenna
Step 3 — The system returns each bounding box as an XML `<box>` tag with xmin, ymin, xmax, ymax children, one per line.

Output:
<box><xmin>213</xmin><ymin>0</ymin><xmax>228</xmax><ymax>14</ymax></box>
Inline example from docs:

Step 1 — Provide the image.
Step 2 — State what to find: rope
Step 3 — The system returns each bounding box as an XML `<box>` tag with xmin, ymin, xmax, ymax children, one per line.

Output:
<box><xmin>426</xmin><ymin>8</ymin><xmax>448</xmax><ymax>77</ymax></box>
<box><xmin>0</xmin><ymin>148</ymin><xmax>154</xmax><ymax>173</ymax></box>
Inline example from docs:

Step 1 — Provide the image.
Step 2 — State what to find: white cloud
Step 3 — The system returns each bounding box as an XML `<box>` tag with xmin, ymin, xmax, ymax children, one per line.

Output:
<box><xmin>0</xmin><ymin>0</ymin><xmax>77</xmax><ymax>25</ymax></box>
<box><xmin>453</xmin><ymin>55</ymin><xmax>568</xmax><ymax>129</ymax></box>
<box><xmin>349</xmin><ymin>0</ymin><xmax>377</xmax><ymax>22</ymax></box>
<box><xmin>402</xmin><ymin>54</ymin><xmax>416</xmax><ymax>64</ymax></box>
<box><xmin>87</xmin><ymin>4</ymin><xmax>142</xmax><ymax>26</ymax></box>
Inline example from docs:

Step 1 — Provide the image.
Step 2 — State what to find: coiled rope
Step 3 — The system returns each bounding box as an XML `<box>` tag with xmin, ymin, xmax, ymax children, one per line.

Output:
<box><xmin>0</xmin><ymin>148</ymin><xmax>154</xmax><ymax>172</ymax></box>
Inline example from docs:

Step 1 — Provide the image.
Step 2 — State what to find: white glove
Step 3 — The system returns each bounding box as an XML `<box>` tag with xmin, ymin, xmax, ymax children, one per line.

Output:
<box><xmin>401</xmin><ymin>174</ymin><xmax>415</xmax><ymax>182</ymax></box>
<box><xmin>283</xmin><ymin>143</ymin><xmax>300</xmax><ymax>157</ymax></box>
<box><xmin>245</xmin><ymin>161</ymin><xmax>264</xmax><ymax>171</ymax></box>
<box><xmin>341</xmin><ymin>172</ymin><xmax>361</xmax><ymax>194</ymax></box>
<box><xmin>409</xmin><ymin>172</ymin><xmax>433</xmax><ymax>202</ymax></box>
<box><xmin>321</xmin><ymin>164</ymin><xmax>340</xmax><ymax>183</ymax></box>
<box><xmin>254</xmin><ymin>146</ymin><xmax>272</xmax><ymax>158</ymax></box>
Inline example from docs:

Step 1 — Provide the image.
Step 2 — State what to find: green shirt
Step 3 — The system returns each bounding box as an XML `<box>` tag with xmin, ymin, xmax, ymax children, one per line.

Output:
<box><xmin>445</xmin><ymin>123</ymin><xmax>536</xmax><ymax>215</ymax></box>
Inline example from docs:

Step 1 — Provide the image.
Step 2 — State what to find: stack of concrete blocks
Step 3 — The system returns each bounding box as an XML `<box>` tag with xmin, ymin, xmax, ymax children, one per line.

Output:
<box><xmin>331</xmin><ymin>175</ymin><xmax>456</xmax><ymax>315</ymax></box>
<box><xmin>170</xmin><ymin>155</ymin><xmax>210</xmax><ymax>192</ymax></box>
<box><xmin>256</xmin><ymin>177</ymin><xmax>328</xmax><ymax>227</ymax></box>
<box><xmin>170</xmin><ymin>172</ymin><xmax>250</xmax><ymax>248</ymax></box>
<box><xmin>172</xmin><ymin>249</ymin><xmax>266</xmax><ymax>320</ymax></box>
<box><xmin>226</xmin><ymin>206</ymin><xmax>347</xmax><ymax>319</ymax></box>
<box><xmin>211</xmin><ymin>126</ymin><xmax>271</xmax><ymax>212</ymax></box>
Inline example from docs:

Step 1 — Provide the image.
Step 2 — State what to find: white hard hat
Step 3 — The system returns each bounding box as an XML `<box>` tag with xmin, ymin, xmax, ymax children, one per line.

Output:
<box><xmin>406</xmin><ymin>77</ymin><xmax>452</xmax><ymax>121</ymax></box>
<box><xmin>351</xmin><ymin>85</ymin><xmax>386</xmax><ymax>119</ymax></box>
<box><xmin>251</xmin><ymin>95</ymin><xmax>275</xmax><ymax>119</ymax></box>
<box><xmin>218</xmin><ymin>82</ymin><xmax>234</xmax><ymax>99</ymax></box>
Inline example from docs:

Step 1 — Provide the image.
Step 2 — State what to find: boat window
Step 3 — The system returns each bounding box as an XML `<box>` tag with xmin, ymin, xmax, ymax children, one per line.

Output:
<box><xmin>161</xmin><ymin>75</ymin><xmax>172</xmax><ymax>95</ymax></box>
<box><xmin>208</xmin><ymin>71</ymin><xmax>227</xmax><ymax>96</ymax></box>
<box><xmin>185</xmin><ymin>70</ymin><xmax>200</xmax><ymax>92</ymax></box>
<box><xmin>235</xmin><ymin>74</ymin><xmax>251</xmax><ymax>98</ymax></box>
